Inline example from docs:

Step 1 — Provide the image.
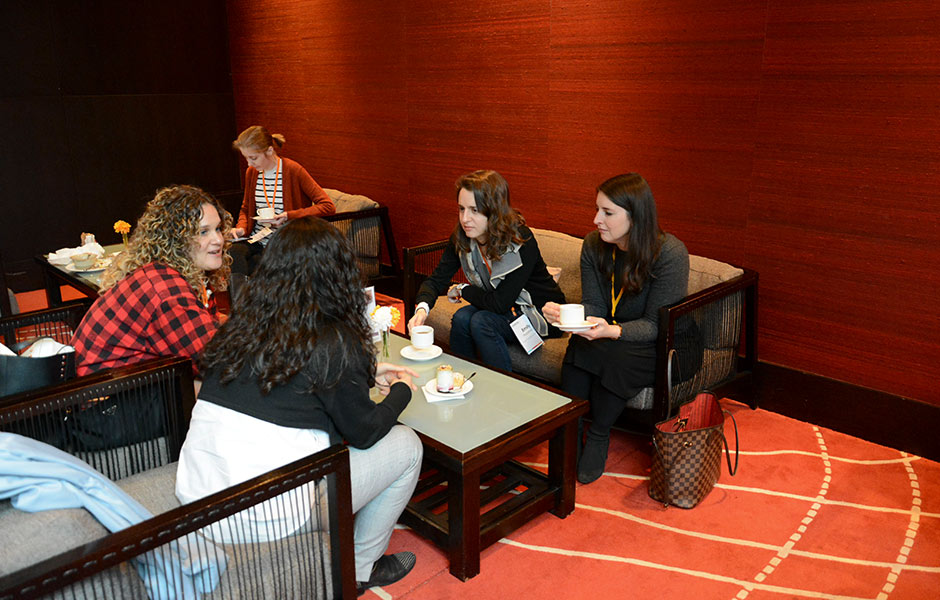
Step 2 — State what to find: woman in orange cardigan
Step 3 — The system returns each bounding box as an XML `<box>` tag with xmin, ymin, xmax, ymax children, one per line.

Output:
<box><xmin>229</xmin><ymin>125</ymin><xmax>335</xmax><ymax>274</ymax></box>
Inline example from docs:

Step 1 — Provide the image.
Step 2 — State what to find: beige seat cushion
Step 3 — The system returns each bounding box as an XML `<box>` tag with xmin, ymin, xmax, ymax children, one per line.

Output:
<box><xmin>324</xmin><ymin>188</ymin><xmax>378</xmax><ymax>213</ymax></box>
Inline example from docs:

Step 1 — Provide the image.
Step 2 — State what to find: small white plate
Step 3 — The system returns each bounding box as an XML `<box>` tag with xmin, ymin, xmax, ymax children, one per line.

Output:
<box><xmin>253</xmin><ymin>216</ymin><xmax>280</xmax><ymax>224</ymax></box>
<box><xmin>400</xmin><ymin>344</ymin><xmax>443</xmax><ymax>361</ymax></box>
<box><xmin>552</xmin><ymin>320</ymin><xmax>599</xmax><ymax>333</ymax></box>
<box><xmin>65</xmin><ymin>262</ymin><xmax>107</xmax><ymax>274</ymax></box>
<box><xmin>423</xmin><ymin>379</ymin><xmax>473</xmax><ymax>398</ymax></box>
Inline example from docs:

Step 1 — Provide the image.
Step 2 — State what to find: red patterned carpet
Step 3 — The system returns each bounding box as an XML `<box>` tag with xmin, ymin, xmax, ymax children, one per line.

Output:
<box><xmin>374</xmin><ymin>399</ymin><xmax>940</xmax><ymax>600</ymax></box>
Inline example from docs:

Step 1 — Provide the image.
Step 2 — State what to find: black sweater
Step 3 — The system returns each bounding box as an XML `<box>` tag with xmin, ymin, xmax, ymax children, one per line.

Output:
<box><xmin>199</xmin><ymin>364</ymin><xmax>412</xmax><ymax>449</ymax></box>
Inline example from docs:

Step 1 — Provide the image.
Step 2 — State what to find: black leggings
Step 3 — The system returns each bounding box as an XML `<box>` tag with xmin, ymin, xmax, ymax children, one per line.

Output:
<box><xmin>562</xmin><ymin>362</ymin><xmax>628</xmax><ymax>439</ymax></box>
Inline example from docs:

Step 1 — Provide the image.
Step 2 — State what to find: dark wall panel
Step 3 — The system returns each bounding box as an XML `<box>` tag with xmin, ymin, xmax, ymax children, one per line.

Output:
<box><xmin>226</xmin><ymin>0</ymin><xmax>940</xmax><ymax>405</ymax></box>
<box><xmin>0</xmin><ymin>0</ymin><xmax>240</xmax><ymax>290</ymax></box>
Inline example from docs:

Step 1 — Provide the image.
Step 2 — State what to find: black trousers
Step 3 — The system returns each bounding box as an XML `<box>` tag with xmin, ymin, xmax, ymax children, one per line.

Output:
<box><xmin>229</xmin><ymin>240</ymin><xmax>265</xmax><ymax>276</ymax></box>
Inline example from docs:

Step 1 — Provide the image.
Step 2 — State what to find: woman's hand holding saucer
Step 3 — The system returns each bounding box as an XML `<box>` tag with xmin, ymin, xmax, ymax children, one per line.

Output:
<box><xmin>269</xmin><ymin>213</ymin><xmax>289</xmax><ymax>228</ymax></box>
<box><xmin>575</xmin><ymin>316</ymin><xmax>621</xmax><ymax>340</ymax></box>
<box><xmin>375</xmin><ymin>363</ymin><xmax>419</xmax><ymax>395</ymax></box>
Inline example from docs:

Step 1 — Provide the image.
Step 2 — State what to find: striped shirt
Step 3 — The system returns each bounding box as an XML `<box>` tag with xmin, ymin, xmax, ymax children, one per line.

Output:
<box><xmin>251</xmin><ymin>159</ymin><xmax>283</xmax><ymax>245</ymax></box>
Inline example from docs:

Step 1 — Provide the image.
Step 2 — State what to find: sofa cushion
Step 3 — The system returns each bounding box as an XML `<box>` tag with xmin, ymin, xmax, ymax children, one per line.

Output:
<box><xmin>530</xmin><ymin>228</ymin><xmax>583</xmax><ymax>303</ymax></box>
<box><xmin>324</xmin><ymin>188</ymin><xmax>378</xmax><ymax>213</ymax></box>
<box><xmin>0</xmin><ymin>500</ymin><xmax>108</xmax><ymax>577</ymax></box>
<box><xmin>688</xmin><ymin>255</ymin><xmax>743</xmax><ymax>295</ymax></box>
<box><xmin>0</xmin><ymin>462</ymin><xmax>179</xmax><ymax>578</ymax></box>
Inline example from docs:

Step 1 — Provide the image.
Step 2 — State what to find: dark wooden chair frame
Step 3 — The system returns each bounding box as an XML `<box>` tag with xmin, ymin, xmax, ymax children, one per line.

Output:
<box><xmin>0</xmin><ymin>357</ymin><xmax>358</xmax><ymax>599</ymax></box>
<box><xmin>323</xmin><ymin>205</ymin><xmax>400</xmax><ymax>285</ymax></box>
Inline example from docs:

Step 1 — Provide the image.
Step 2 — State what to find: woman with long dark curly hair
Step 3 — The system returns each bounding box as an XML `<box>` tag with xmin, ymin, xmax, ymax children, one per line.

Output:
<box><xmin>407</xmin><ymin>170</ymin><xmax>565</xmax><ymax>372</ymax></box>
<box><xmin>175</xmin><ymin>217</ymin><xmax>423</xmax><ymax>594</ymax></box>
<box><xmin>543</xmin><ymin>173</ymin><xmax>703</xmax><ymax>484</ymax></box>
<box><xmin>71</xmin><ymin>184</ymin><xmax>231</xmax><ymax>375</ymax></box>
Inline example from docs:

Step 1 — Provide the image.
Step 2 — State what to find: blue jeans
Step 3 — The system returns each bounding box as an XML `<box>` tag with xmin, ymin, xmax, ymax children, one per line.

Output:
<box><xmin>450</xmin><ymin>305</ymin><xmax>517</xmax><ymax>372</ymax></box>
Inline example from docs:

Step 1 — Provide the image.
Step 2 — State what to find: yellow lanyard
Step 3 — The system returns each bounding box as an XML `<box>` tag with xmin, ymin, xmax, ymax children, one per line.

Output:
<box><xmin>260</xmin><ymin>158</ymin><xmax>281</xmax><ymax>209</ymax></box>
<box><xmin>610</xmin><ymin>250</ymin><xmax>623</xmax><ymax>324</ymax></box>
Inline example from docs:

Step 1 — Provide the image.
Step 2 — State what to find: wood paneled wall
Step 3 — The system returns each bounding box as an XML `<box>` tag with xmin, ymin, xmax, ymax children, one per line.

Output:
<box><xmin>1</xmin><ymin>0</ymin><xmax>241</xmax><ymax>290</ymax></box>
<box><xmin>226</xmin><ymin>0</ymin><xmax>940</xmax><ymax>404</ymax></box>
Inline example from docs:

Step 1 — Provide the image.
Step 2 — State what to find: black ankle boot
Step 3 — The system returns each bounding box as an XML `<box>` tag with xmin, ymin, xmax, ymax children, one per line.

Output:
<box><xmin>577</xmin><ymin>432</ymin><xmax>609</xmax><ymax>484</ymax></box>
<box><xmin>357</xmin><ymin>552</ymin><xmax>417</xmax><ymax>595</ymax></box>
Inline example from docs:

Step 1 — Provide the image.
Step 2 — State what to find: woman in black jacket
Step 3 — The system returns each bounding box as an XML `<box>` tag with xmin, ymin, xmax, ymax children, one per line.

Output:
<box><xmin>408</xmin><ymin>170</ymin><xmax>565</xmax><ymax>372</ymax></box>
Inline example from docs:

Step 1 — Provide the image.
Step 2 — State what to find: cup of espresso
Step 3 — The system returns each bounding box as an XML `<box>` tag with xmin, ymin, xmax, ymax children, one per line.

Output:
<box><xmin>559</xmin><ymin>303</ymin><xmax>585</xmax><ymax>325</ymax></box>
<box><xmin>411</xmin><ymin>325</ymin><xmax>434</xmax><ymax>349</ymax></box>
<box><xmin>257</xmin><ymin>207</ymin><xmax>276</xmax><ymax>220</ymax></box>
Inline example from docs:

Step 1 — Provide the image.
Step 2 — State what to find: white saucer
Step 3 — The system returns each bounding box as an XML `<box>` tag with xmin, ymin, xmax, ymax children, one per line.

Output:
<box><xmin>65</xmin><ymin>262</ymin><xmax>107</xmax><ymax>274</ymax></box>
<box><xmin>552</xmin><ymin>320</ymin><xmax>599</xmax><ymax>333</ymax></box>
<box><xmin>400</xmin><ymin>344</ymin><xmax>443</xmax><ymax>361</ymax></box>
<box><xmin>253</xmin><ymin>216</ymin><xmax>280</xmax><ymax>224</ymax></box>
<box><xmin>423</xmin><ymin>379</ymin><xmax>473</xmax><ymax>398</ymax></box>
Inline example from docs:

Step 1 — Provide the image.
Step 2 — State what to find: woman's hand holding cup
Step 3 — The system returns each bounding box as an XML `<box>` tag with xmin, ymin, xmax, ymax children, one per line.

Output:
<box><xmin>542</xmin><ymin>302</ymin><xmax>562</xmax><ymax>324</ymax></box>
<box><xmin>408</xmin><ymin>307</ymin><xmax>428</xmax><ymax>333</ymax></box>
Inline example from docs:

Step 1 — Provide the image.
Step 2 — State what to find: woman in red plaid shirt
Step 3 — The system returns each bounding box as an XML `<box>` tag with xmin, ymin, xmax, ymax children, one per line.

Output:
<box><xmin>70</xmin><ymin>185</ymin><xmax>232</xmax><ymax>376</ymax></box>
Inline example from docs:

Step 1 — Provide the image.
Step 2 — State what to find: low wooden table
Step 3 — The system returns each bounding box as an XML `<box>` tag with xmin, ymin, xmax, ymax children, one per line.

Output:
<box><xmin>385</xmin><ymin>334</ymin><xmax>588</xmax><ymax>580</ymax></box>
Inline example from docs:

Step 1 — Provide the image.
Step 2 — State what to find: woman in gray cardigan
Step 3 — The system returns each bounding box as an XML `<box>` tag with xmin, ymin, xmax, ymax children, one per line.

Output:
<box><xmin>543</xmin><ymin>173</ymin><xmax>702</xmax><ymax>484</ymax></box>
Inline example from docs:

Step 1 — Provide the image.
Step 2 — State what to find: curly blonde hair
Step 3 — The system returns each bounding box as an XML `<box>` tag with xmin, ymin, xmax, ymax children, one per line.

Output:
<box><xmin>99</xmin><ymin>185</ymin><xmax>233</xmax><ymax>293</ymax></box>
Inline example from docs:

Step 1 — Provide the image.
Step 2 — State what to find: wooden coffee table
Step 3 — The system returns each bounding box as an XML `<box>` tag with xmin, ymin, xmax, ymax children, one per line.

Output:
<box><xmin>384</xmin><ymin>334</ymin><xmax>588</xmax><ymax>580</ymax></box>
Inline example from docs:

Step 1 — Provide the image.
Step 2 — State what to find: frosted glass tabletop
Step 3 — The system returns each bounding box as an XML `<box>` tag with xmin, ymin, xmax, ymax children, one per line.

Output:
<box><xmin>374</xmin><ymin>333</ymin><xmax>571</xmax><ymax>454</ymax></box>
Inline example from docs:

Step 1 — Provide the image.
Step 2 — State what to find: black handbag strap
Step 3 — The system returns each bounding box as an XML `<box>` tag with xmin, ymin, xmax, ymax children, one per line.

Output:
<box><xmin>720</xmin><ymin>410</ymin><xmax>739</xmax><ymax>476</ymax></box>
<box><xmin>665</xmin><ymin>348</ymin><xmax>677</xmax><ymax>420</ymax></box>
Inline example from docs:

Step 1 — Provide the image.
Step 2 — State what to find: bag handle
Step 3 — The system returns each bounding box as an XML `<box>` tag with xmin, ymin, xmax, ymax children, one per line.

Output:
<box><xmin>665</xmin><ymin>348</ymin><xmax>677</xmax><ymax>420</ymax></box>
<box><xmin>720</xmin><ymin>409</ymin><xmax>739</xmax><ymax>476</ymax></box>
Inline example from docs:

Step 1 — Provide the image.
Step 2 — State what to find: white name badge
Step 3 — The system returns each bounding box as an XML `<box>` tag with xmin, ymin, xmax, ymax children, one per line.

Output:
<box><xmin>510</xmin><ymin>312</ymin><xmax>544</xmax><ymax>355</ymax></box>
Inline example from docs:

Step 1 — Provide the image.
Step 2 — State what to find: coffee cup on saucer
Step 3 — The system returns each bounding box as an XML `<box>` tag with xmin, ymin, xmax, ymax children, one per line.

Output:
<box><xmin>411</xmin><ymin>325</ymin><xmax>434</xmax><ymax>350</ymax></box>
<box><xmin>257</xmin><ymin>207</ymin><xmax>276</xmax><ymax>220</ymax></box>
<box><xmin>559</xmin><ymin>303</ymin><xmax>585</xmax><ymax>325</ymax></box>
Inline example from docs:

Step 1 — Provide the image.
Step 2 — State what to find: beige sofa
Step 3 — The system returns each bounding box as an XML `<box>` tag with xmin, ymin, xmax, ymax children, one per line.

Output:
<box><xmin>403</xmin><ymin>228</ymin><xmax>758</xmax><ymax>423</ymax></box>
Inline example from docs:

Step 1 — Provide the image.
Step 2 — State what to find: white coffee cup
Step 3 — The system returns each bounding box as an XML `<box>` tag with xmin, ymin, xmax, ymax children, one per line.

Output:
<box><xmin>257</xmin><ymin>206</ymin><xmax>276</xmax><ymax>220</ymax></box>
<box><xmin>411</xmin><ymin>325</ymin><xmax>434</xmax><ymax>349</ymax></box>
<box><xmin>559</xmin><ymin>303</ymin><xmax>585</xmax><ymax>325</ymax></box>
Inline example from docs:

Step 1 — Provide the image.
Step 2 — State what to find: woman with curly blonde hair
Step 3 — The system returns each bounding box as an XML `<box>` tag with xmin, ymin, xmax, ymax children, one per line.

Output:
<box><xmin>407</xmin><ymin>170</ymin><xmax>565</xmax><ymax>372</ymax></box>
<box><xmin>71</xmin><ymin>185</ymin><xmax>232</xmax><ymax>376</ymax></box>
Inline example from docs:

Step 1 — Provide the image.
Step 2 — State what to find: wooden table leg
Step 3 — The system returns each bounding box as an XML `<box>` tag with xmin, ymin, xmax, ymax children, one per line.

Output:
<box><xmin>549</xmin><ymin>418</ymin><xmax>578</xmax><ymax>517</ymax></box>
<box><xmin>41</xmin><ymin>267</ymin><xmax>63</xmax><ymax>308</ymax></box>
<box><xmin>448</xmin><ymin>468</ymin><xmax>481</xmax><ymax>580</ymax></box>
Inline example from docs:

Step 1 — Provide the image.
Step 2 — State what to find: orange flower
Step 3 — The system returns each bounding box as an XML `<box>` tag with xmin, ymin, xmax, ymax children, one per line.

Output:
<box><xmin>113</xmin><ymin>220</ymin><xmax>131</xmax><ymax>235</ymax></box>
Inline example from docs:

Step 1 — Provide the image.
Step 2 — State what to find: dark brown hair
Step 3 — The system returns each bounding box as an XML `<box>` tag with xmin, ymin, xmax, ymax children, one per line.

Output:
<box><xmin>594</xmin><ymin>173</ymin><xmax>664</xmax><ymax>295</ymax></box>
<box><xmin>452</xmin><ymin>170</ymin><xmax>526</xmax><ymax>260</ymax></box>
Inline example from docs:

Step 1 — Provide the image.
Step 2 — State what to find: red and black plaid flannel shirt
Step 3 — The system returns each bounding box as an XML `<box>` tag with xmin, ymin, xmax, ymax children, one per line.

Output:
<box><xmin>71</xmin><ymin>262</ymin><xmax>218</xmax><ymax>376</ymax></box>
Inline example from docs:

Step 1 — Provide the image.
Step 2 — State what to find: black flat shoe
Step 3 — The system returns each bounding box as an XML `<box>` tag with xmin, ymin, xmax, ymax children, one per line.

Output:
<box><xmin>577</xmin><ymin>434</ymin><xmax>609</xmax><ymax>484</ymax></box>
<box><xmin>357</xmin><ymin>552</ymin><xmax>417</xmax><ymax>595</ymax></box>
